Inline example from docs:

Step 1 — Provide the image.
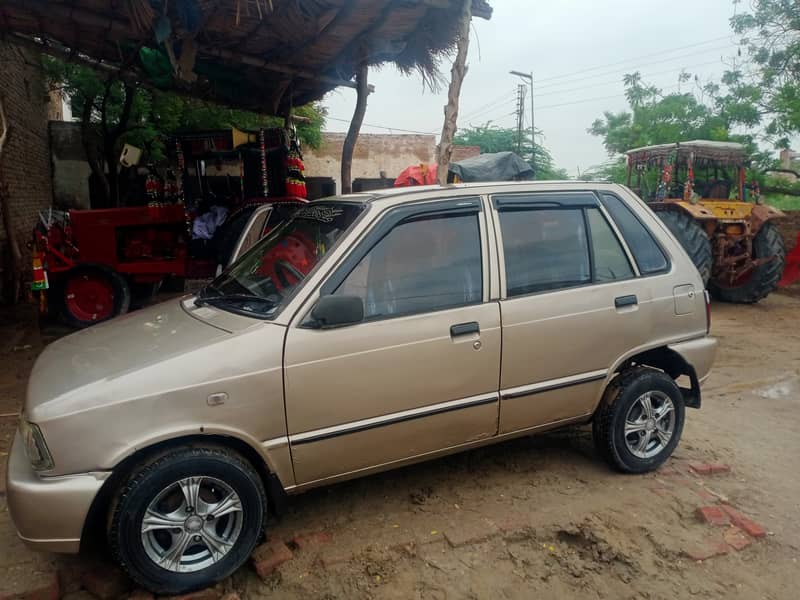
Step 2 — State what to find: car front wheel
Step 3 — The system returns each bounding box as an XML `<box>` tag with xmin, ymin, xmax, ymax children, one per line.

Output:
<box><xmin>593</xmin><ymin>368</ymin><xmax>685</xmax><ymax>473</ymax></box>
<box><xmin>109</xmin><ymin>446</ymin><xmax>267</xmax><ymax>595</ymax></box>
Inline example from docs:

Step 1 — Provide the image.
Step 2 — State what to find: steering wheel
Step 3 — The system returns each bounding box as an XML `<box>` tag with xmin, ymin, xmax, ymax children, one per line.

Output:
<box><xmin>274</xmin><ymin>260</ymin><xmax>305</xmax><ymax>289</ymax></box>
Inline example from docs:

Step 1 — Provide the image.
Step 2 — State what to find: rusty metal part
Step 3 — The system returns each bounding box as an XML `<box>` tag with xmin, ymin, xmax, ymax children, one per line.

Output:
<box><xmin>749</xmin><ymin>204</ymin><xmax>784</xmax><ymax>234</ymax></box>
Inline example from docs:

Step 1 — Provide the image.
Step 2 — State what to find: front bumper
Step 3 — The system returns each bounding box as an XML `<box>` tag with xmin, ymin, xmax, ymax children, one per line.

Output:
<box><xmin>5</xmin><ymin>429</ymin><xmax>107</xmax><ymax>553</ymax></box>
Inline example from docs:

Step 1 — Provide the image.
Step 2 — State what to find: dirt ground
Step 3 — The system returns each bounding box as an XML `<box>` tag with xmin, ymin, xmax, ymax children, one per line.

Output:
<box><xmin>1</xmin><ymin>291</ymin><xmax>800</xmax><ymax>599</ymax></box>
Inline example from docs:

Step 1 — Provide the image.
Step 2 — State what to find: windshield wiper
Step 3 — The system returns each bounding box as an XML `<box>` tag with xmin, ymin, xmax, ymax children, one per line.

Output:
<box><xmin>195</xmin><ymin>292</ymin><xmax>272</xmax><ymax>307</ymax></box>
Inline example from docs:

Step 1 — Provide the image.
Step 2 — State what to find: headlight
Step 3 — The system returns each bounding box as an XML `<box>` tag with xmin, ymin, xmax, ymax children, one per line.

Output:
<box><xmin>19</xmin><ymin>419</ymin><xmax>54</xmax><ymax>471</ymax></box>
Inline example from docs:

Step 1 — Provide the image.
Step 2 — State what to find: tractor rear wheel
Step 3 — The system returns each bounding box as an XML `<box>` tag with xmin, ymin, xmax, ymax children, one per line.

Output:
<box><xmin>656</xmin><ymin>210</ymin><xmax>713</xmax><ymax>285</ymax></box>
<box><xmin>709</xmin><ymin>221</ymin><xmax>786</xmax><ymax>304</ymax></box>
<box><xmin>62</xmin><ymin>265</ymin><xmax>131</xmax><ymax>328</ymax></box>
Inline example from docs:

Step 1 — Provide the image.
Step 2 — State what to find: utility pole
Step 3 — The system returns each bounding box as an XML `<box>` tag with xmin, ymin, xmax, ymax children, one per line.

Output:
<box><xmin>510</xmin><ymin>70</ymin><xmax>534</xmax><ymax>176</ymax></box>
<box><xmin>515</xmin><ymin>84</ymin><xmax>526</xmax><ymax>154</ymax></box>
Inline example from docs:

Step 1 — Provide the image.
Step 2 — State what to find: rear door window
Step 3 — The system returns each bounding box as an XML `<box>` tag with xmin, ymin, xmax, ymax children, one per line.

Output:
<box><xmin>586</xmin><ymin>208</ymin><xmax>635</xmax><ymax>282</ymax></box>
<box><xmin>600</xmin><ymin>193</ymin><xmax>669</xmax><ymax>275</ymax></box>
<box><xmin>498</xmin><ymin>208</ymin><xmax>591</xmax><ymax>296</ymax></box>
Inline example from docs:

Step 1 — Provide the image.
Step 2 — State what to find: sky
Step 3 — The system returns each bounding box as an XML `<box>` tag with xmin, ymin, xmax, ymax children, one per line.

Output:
<box><xmin>321</xmin><ymin>0</ymin><xmax>745</xmax><ymax>176</ymax></box>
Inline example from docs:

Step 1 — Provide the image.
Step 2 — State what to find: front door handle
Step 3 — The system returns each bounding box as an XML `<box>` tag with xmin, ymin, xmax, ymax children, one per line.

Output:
<box><xmin>450</xmin><ymin>321</ymin><xmax>480</xmax><ymax>337</ymax></box>
<box><xmin>614</xmin><ymin>295</ymin><xmax>638</xmax><ymax>308</ymax></box>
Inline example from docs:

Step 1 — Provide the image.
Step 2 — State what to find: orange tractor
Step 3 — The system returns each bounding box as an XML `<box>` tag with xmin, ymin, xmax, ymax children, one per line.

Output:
<box><xmin>626</xmin><ymin>141</ymin><xmax>787</xmax><ymax>303</ymax></box>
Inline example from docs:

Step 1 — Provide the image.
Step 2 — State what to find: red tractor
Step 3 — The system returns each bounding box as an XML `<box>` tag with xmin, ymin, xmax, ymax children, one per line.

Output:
<box><xmin>32</xmin><ymin>128</ymin><xmax>308</xmax><ymax>327</ymax></box>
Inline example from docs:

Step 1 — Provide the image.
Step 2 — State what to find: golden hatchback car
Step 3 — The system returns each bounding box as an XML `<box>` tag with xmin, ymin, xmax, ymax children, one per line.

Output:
<box><xmin>7</xmin><ymin>182</ymin><xmax>716</xmax><ymax>593</ymax></box>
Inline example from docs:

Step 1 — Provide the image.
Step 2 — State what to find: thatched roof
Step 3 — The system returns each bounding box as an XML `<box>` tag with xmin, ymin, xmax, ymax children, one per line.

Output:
<box><xmin>0</xmin><ymin>0</ymin><xmax>492</xmax><ymax>114</ymax></box>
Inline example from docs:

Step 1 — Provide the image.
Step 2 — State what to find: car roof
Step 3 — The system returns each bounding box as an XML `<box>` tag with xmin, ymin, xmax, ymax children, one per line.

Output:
<box><xmin>316</xmin><ymin>181</ymin><xmax>627</xmax><ymax>207</ymax></box>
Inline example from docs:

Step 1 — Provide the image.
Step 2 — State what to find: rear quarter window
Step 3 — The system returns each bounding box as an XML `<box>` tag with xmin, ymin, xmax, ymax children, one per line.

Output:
<box><xmin>600</xmin><ymin>193</ymin><xmax>669</xmax><ymax>275</ymax></box>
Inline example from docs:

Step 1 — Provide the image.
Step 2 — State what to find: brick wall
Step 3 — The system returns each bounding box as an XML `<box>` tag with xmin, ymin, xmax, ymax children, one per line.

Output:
<box><xmin>0</xmin><ymin>42</ymin><xmax>53</xmax><ymax>279</ymax></box>
<box><xmin>303</xmin><ymin>133</ymin><xmax>436</xmax><ymax>194</ymax></box>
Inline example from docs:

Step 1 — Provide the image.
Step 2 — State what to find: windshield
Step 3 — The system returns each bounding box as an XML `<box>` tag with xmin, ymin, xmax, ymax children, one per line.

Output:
<box><xmin>198</xmin><ymin>202</ymin><xmax>365</xmax><ymax>318</ymax></box>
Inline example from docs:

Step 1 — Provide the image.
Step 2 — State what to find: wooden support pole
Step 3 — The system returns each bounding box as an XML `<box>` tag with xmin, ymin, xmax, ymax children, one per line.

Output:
<box><xmin>437</xmin><ymin>0</ymin><xmax>471</xmax><ymax>185</ymax></box>
<box><xmin>341</xmin><ymin>64</ymin><xmax>369</xmax><ymax>195</ymax></box>
<box><xmin>0</xmin><ymin>96</ymin><xmax>23</xmax><ymax>302</ymax></box>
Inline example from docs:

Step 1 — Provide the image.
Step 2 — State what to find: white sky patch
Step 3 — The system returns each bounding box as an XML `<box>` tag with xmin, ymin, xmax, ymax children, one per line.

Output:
<box><xmin>322</xmin><ymin>0</ymin><xmax>751</xmax><ymax>176</ymax></box>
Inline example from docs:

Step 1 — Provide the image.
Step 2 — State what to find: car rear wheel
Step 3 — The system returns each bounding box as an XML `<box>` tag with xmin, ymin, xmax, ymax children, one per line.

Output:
<box><xmin>109</xmin><ymin>446</ymin><xmax>267</xmax><ymax>595</ymax></box>
<box><xmin>593</xmin><ymin>368</ymin><xmax>685</xmax><ymax>473</ymax></box>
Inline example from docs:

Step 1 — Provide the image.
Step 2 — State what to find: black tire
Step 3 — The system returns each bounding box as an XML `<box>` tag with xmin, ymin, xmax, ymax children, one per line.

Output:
<box><xmin>708</xmin><ymin>221</ymin><xmax>786</xmax><ymax>304</ymax></box>
<box><xmin>593</xmin><ymin>368</ymin><xmax>685</xmax><ymax>474</ymax></box>
<box><xmin>109</xmin><ymin>446</ymin><xmax>267</xmax><ymax>595</ymax></box>
<box><xmin>657</xmin><ymin>210</ymin><xmax>713</xmax><ymax>285</ymax></box>
<box><xmin>61</xmin><ymin>264</ymin><xmax>131</xmax><ymax>329</ymax></box>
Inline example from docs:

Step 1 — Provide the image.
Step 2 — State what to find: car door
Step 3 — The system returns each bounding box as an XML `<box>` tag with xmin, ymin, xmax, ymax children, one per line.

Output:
<box><xmin>283</xmin><ymin>197</ymin><xmax>501</xmax><ymax>485</ymax></box>
<box><xmin>491</xmin><ymin>191</ymin><xmax>655</xmax><ymax>434</ymax></box>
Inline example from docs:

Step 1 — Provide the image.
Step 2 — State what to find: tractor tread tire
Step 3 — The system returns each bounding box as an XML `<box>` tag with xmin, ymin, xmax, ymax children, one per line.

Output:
<box><xmin>656</xmin><ymin>210</ymin><xmax>713</xmax><ymax>285</ymax></box>
<box><xmin>709</xmin><ymin>221</ymin><xmax>786</xmax><ymax>304</ymax></box>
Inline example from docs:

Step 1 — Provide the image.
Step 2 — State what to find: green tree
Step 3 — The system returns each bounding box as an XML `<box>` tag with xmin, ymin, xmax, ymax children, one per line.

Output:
<box><xmin>453</xmin><ymin>123</ymin><xmax>569</xmax><ymax>179</ymax></box>
<box><xmin>43</xmin><ymin>57</ymin><xmax>325</xmax><ymax>208</ymax></box>
<box><xmin>731</xmin><ymin>0</ymin><xmax>800</xmax><ymax>142</ymax></box>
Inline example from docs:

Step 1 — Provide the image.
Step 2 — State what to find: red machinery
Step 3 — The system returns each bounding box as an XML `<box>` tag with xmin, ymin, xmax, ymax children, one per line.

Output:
<box><xmin>33</xmin><ymin>128</ymin><xmax>308</xmax><ymax>328</ymax></box>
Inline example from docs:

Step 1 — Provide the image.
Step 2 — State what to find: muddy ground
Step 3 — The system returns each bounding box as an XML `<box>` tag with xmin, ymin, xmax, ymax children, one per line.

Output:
<box><xmin>1</xmin><ymin>291</ymin><xmax>800</xmax><ymax>599</ymax></box>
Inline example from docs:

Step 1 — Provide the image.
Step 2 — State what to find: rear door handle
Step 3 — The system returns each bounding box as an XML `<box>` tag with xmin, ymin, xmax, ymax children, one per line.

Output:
<box><xmin>614</xmin><ymin>295</ymin><xmax>638</xmax><ymax>308</ymax></box>
<box><xmin>450</xmin><ymin>321</ymin><xmax>480</xmax><ymax>337</ymax></box>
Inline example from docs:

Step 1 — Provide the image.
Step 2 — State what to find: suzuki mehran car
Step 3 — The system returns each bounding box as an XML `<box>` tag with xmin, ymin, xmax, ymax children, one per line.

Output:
<box><xmin>6</xmin><ymin>182</ymin><xmax>717</xmax><ymax>594</ymax></box>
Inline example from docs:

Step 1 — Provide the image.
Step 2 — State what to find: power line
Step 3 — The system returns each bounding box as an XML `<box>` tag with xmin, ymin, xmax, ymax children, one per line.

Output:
<box><xmin>535</xmin><ymin>34</ymin><xmax>736</xmax><ymax>84</ymax></box>
<box><xmin>461</xmin><ymin>96</ymin><xmax>518</xmax><ymax>124</ymax></box>
<box><xmin>536</xmin><ymin>44</ymin><xmax>736</xmax><ymax>91</ymax></box>
<box><xmin>326</xmin><ymin>116</ymin><xmax>436</xmax><ymax>135</ymax></box>
<box><xmin>460</xmin><ymin>88</ymin><xmax>518</xmax><ymax>121</ymax></box>
<box><xmin>533</xmin><ymin>58</ymin><xmax>725</xmax><ymax>99</ymax></box>
<box><xmin>536</xmin><ymin>82</ymin><xmax>684</xmax><ymax>111</ymax></box>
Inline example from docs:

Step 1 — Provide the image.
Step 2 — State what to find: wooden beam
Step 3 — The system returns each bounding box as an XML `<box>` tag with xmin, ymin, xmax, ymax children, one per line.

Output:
<box><xmin>341</xmin><ymin>64</ymin><xmax>369</xmax><ymax>195</ymax></box>
<box><xmin>437</xmin><ymin>0</ymin><xmax>471</xmax><ymax>185</ymax></box>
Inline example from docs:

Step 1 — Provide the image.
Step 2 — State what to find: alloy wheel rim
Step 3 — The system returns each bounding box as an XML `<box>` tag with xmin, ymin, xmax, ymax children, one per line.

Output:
<box><xmin>141</xmin><ymin>476</ymin><xmax>244</xmax><ymax>573</ymax></box>
<box><xmin>624</xmin><ymin>391</ymin><xmax>676</xmax><ymax>459</ymax></box>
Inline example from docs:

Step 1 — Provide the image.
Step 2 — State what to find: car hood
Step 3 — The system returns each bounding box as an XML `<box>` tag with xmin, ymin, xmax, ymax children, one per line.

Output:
<box><xmin>26</xmin><ymin>297</ymin><xmax>262</xmax><ymax>422</ymax></box>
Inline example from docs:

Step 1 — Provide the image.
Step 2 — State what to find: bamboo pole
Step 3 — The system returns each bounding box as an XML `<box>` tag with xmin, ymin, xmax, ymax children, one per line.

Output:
<box><xmin>436</xmin><ymin>0</ymin><xmax>471</xmax><ymax>185</ymax></box>
<box><xmin>0</xmin><ymin>97</ymin><xmax>23</xmax><ymax>302</ymax></box>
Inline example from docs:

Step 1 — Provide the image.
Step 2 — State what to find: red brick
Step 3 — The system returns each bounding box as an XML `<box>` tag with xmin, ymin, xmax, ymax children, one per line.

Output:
<box><xmin>251</xmin><ymin>540</ymin><xmax>293</xmax><ymax>579</ymax></box>
<box><xmin>695</xmin><ymin>506</ymin><xmax>730</xmax><ymax>526</ymax></box>
<box><xmin>649</xmin><ymin>485</ymin><xmax>673</xmax><ymax>498</ymax></box>
<box><xmin>127</xmin><ymin>591</ymin><xmax>155</xmax><ymax>600</ymax></box>
<box><xmin>81</xmin><ymin>565</ymin><xmax>130</xmax><ymax>600</ymax></box>
<box><xmin>695</xmin><ymin>489</ymin><xmax>718</xmax><ymax>503</ymax></box>
<box><xmin>291</xmin><ymin>531</ymin><xmax>332</xmax><ymax>551</ymax></box>
<box><xmin>683</xmin><ymin>539</ymin><xmax>730</xmax><ymax>561</ymax></box>
<box><xmin>708</xmin><ymin>463</ymin><xmax>731</xmax><ymax>475</ymax></box>
<box><xmin>219</xmin><ymin>594</ymin><xmax>241</xmax><ymax>600</ymax></box>
<box><xmin>689</xmin><ymin>462</ymin><xmax>713</xmax><ymax>475</ymax></box>
<box><xmin>0</xmin><ymin>570</ymin><xmax>60</xmax><ymax>600</ymax></box>
<box><xmin>720</xmin><ymin>505</ymin><xmax>767</xmax><ymax>538</ymax></box>
<box><xmin>724</xmin><ymin>526</ymin><xmax>752</xmax><ymax>551</ymax></box>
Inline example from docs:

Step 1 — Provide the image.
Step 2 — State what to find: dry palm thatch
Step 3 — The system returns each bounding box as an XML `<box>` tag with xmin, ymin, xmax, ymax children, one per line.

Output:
<box><xmin>0</xmin><ymin>0</ymin><xmax>492</xmax><ymax>114</ymax></box>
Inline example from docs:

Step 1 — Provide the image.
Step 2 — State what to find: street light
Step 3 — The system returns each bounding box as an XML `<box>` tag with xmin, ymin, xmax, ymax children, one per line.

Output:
<box><xmin>510</xmin><ymin>70</ymin><xmax>534</xmax><ymax>175</ymax></box>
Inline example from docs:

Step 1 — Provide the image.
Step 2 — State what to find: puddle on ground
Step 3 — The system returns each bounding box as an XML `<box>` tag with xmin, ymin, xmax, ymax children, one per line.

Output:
<box><xmin>756</xmin><ymin>378</ymin><xmax>799</xmax><ymax>400</ymax></box>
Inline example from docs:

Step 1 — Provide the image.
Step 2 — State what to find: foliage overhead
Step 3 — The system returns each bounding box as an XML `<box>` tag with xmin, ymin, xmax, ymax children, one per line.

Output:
<box><xmin>453</xmin><ymin>123</ymin><xmax>569</xmax><ymax>180</ymax></box>
<box><xmin>587</xmin><ymin>69</ymin><xmax>776</xmax><ymax>184</ymax></box>
<box><xmin>731</xmin><ymin>0</ymin><xmax>800</xmax><ymax>143</ymax></box>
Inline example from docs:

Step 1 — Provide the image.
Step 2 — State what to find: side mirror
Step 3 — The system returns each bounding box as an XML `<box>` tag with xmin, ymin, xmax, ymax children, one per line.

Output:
<box><xmin>310</xmin><ymin>295</ymin><xmax>364</xmax><ymax>328</ymax></box>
